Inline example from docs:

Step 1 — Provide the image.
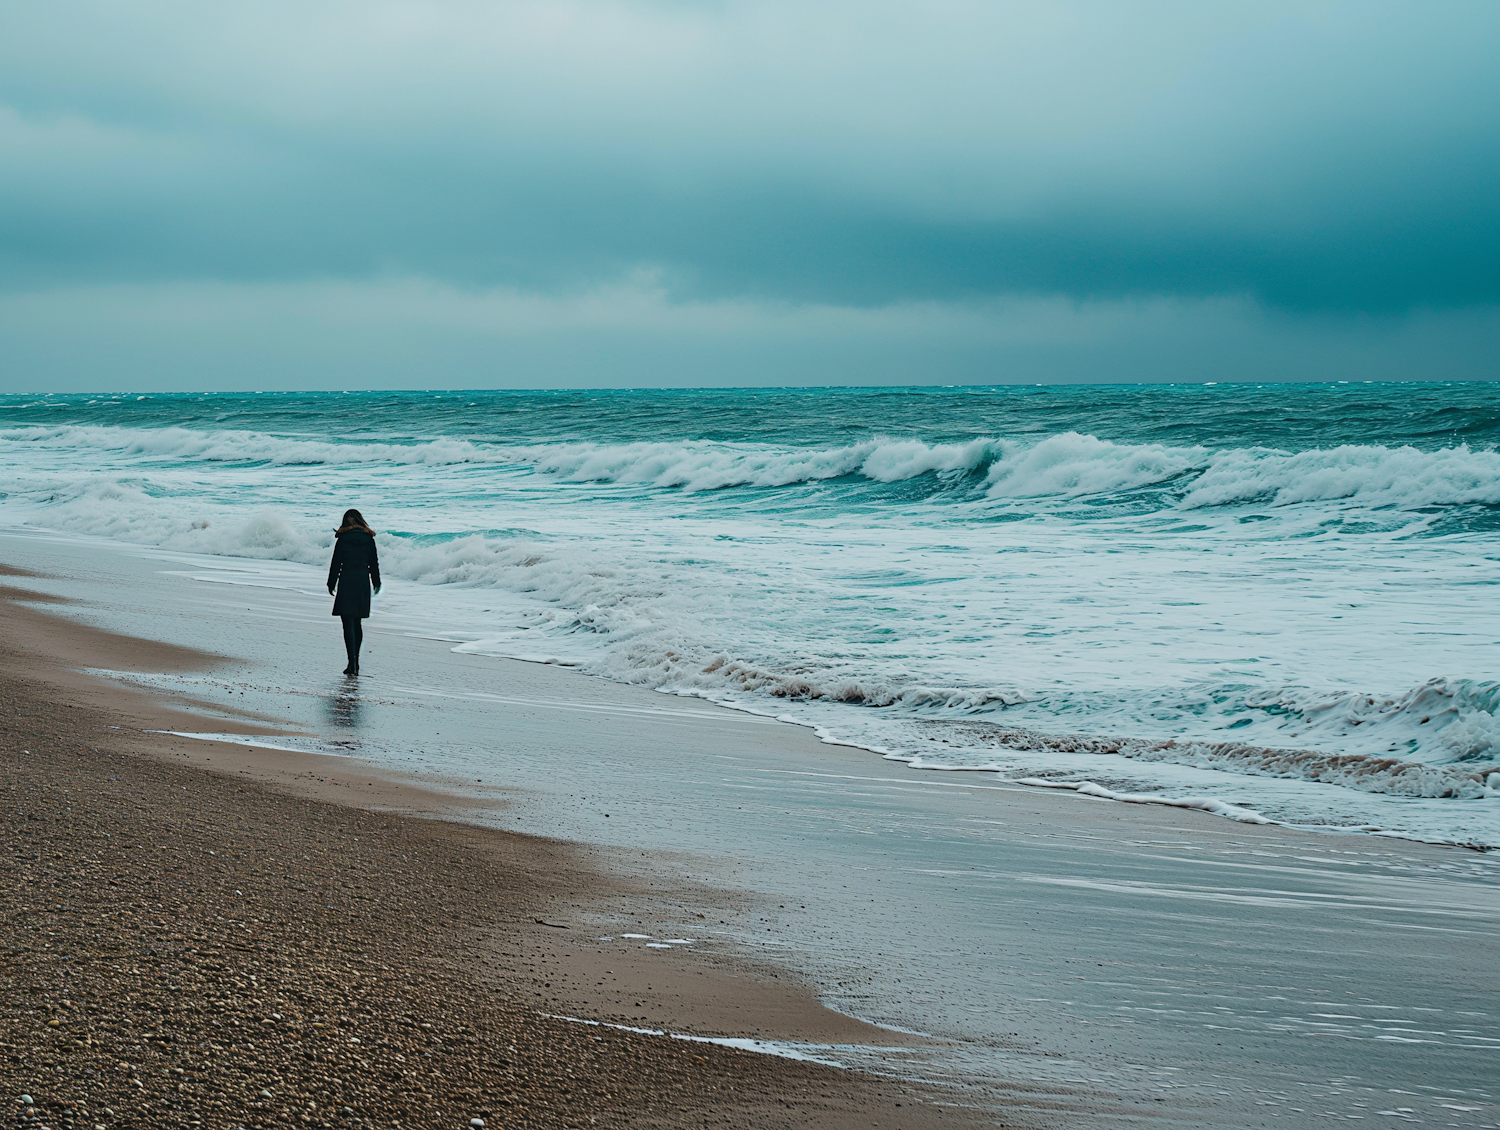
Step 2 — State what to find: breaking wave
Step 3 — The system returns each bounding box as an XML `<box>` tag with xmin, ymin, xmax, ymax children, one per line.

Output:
<box><xmin>5</xmin><ymin>407</ymin><xmax>1500</xmax><ymax>843</ymax></box>
<box><xmin>7</xmin><ymin>424</ymin><xmax>1500</xmax><ymax>515</ymax></box>
<box><xmin>911</xmin><ymin>715</ymin><xmax>1500</xmax><ymax>803</ymax></box>
<box><xmin>0</xmin><ymin>425</ymin><xmax>495</xmax><ymax>468</ymax></box>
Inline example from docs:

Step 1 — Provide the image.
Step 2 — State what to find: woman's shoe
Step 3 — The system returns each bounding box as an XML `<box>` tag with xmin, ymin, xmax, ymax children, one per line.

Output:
<box><xmin>342</xmin><ymin>665</ymin><xmax>355</xmax><ymax>675</ymax></box>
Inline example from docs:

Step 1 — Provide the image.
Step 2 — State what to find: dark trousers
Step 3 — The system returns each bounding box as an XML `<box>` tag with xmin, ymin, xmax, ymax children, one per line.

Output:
<box><xmin>341</xmin><ymin>615</ymin><xmax>364</xmax><ymax>671</ymax></box>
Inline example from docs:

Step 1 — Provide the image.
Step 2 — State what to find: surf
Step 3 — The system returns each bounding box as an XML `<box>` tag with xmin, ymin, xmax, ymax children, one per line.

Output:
<box><xmin>2</xmin><ymin>385</ymin><xmax>1499</xmax><ymax>846</ymax></box>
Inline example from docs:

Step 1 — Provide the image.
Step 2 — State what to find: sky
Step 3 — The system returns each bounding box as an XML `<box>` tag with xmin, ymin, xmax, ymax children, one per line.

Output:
<box><xmin>1</xmin><ymin>0</ymin><xmax>1497</xmax><ymax>391</ymax></box>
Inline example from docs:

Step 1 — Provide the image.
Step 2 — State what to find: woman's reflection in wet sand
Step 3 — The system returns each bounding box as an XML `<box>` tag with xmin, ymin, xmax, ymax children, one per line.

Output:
<box><xmin>328</xmin><ymin>679</ymin><xmax>362</xmax><ymax>729</ymax></box>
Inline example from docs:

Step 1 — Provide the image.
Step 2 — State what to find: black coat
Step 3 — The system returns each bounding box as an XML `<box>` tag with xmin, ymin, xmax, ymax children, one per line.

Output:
<box><xmin>328</xmin><ymin>529</ymin><xmax>381</xmax><ymax>619</ymax></box>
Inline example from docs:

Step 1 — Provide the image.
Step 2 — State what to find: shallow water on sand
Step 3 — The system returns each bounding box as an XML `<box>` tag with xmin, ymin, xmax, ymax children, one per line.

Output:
<box><xmin>3</xmin><ymin>385</ymin><xmax>1500</xmax><ymax>847</ymax></box>
<box><xmin>5</xmin><ymin>530</ymin><xmax>1498</xmax><ymax>1130</ymax></box>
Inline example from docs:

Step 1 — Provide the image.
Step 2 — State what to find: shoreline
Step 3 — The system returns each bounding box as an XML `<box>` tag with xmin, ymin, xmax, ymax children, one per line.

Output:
<box><xmin>7</xmin><ymin>523</ymin><xmax>1492</xmax><ymax>853</ymax></box>
<box><xmin>4</xmin><ymin>531</ymin><xmax>1500</xmax><ymax>1129</ymax></box>
<box><xmin>0</xmin><ymin>574</ymin><xmax>1009</xmax><ymax>1128</ymax></box>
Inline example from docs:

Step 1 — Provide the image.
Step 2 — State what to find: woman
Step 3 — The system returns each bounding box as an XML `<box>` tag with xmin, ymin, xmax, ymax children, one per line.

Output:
<box><xmin>327</xmin><ymin>509</ymin><xmax>381</xmax><ymax>675</ymax></box>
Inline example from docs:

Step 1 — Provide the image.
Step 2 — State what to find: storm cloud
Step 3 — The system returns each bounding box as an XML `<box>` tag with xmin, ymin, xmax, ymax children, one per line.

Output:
<box><xmin>1</xmin><ymin>1</ymin><xmax>1497</xmax><ymax>389</ymax></box>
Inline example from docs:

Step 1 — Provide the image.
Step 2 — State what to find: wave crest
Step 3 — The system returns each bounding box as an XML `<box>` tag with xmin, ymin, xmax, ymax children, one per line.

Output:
<box><xmin>513</xmin><ymin>436</ymin><xmax>1005</xmax><ymax>491</ymax></box>
<box><xmin>8</xmin><ymin>424</ymin><xmax>1500</xmax><ymax>513</ymax></box>
<box><xmin>0</xmin><ymin>425</ymin><xmax>492</xmax><ymax>467</ymax></box>
<box><xmin>934</xmin><ymin>719</ymin><xmax>1500</xmax><ymax>801</ymax></box>
<box><xmin>1183</xmin><ymin>444</ymin><xmax>1500</xmax><ymax>510</ymax></box>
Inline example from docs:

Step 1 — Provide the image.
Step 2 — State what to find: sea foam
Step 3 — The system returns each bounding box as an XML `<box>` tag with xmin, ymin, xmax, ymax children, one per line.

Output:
<box><xmin>9</xmin><ymin>423</ymin><xmax>1500</xmax><ymax>514</ymax></box>
<box><xmin>4</xmin><ymin>398</ymin><xmax>1500</xmax><ymax>844</ymax></box>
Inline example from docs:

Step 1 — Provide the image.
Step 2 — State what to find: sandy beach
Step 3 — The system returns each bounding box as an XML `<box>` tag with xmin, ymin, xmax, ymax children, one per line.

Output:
<box><xmin>7</xmin><ymin>1</ymin><xmax>1500</xmax><ymax>1122</ymax></box>
<box><xmin>3</xmin><ymin>531</ymin><xmax>1499</xmax><ymax>1130</ymax></box>
<box><xmin>8</xmin><ymin>1</ymin><xmax>1500</xmax><ymax>1124</ymax></box>
<box><xmin>0</xmin><ymin>562</ymin><xmax>1011</xmax><ymax>1128</ymax></box>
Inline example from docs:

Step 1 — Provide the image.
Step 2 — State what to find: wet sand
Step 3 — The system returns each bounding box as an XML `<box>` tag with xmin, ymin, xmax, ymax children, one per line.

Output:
<box><xmin>4</xmin><ymin>531</ymin><xmax>1500</xmax><ymax>1130</ymax></box>
<box><xmin>0</xmin><ymin>580</ymin><xmax>1008</xmax><ymax>1128</ymax></box>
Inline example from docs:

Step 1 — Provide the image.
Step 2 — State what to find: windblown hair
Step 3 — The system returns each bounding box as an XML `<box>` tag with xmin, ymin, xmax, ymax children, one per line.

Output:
<box><xmin>337</xmin><ymin>509</ymin><xmax>375</xmax><ymax>535</ymax></box>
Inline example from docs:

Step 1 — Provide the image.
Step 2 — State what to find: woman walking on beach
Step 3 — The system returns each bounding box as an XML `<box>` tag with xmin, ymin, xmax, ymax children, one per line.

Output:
<box><xmin>327</xmin><ymin>509</ymin><xmax>381</xmax><ymax>675</ymax></box>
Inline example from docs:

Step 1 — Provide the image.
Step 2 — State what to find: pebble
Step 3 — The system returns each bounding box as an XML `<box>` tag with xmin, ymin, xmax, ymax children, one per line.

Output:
<box><xmin>1</xmin><ymin>680</ymin><xmax>976</xmax><ymax>1130</ymax></box>
<box><xmin>20</xmin><ymin>1094</ymin><xmax>33</xmax><ymax>1105</ymax></box>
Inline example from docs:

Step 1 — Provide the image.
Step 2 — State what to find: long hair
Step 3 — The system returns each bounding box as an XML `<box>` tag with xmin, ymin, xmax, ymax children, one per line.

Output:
<box><xmin>337</xmin><ymin>509</ymin><xmax>374</xmax><ymax>535</ymax></box>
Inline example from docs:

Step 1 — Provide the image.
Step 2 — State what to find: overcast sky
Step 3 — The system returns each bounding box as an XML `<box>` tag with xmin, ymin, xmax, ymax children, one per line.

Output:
<box><xmin>2</xmin><ymin>0</ymin><xmax>1497</xmax><ymax>391</ymax></box>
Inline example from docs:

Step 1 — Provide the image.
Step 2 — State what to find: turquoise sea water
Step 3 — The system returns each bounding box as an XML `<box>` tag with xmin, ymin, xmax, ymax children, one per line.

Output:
<box><xmin>3</xmin><ymin>383</ymin><xmax>1499</xmax><ymax>844</ymax></box>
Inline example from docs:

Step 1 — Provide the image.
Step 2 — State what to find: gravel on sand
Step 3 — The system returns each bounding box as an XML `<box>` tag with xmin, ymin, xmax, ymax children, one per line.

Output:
<box><xmin>0</xmin><ymin>619</ymin><xmax>1004</xmax><ymax>1129</ymax></box>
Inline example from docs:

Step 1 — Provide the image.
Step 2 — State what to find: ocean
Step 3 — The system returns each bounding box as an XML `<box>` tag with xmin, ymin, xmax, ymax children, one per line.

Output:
<box><xmin>3</xmin><ymin>382</ymin><xmax>1499</xmax><ymax>848</ymax></box>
